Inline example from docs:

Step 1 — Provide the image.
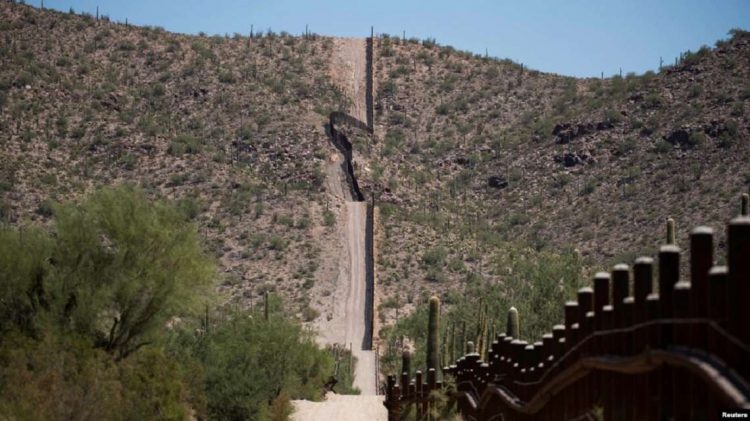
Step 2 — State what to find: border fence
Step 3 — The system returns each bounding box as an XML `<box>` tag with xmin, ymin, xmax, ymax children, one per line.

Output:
<box><xmin>385</xmin><ymin>194</ymin><xmax>750</xmax><ymax>420</ymax></box>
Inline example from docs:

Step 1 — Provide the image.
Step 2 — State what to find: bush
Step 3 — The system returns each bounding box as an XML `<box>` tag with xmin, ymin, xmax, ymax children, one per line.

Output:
<box><xmin>0</xmin><ymin>186</ymin><xmax>215</xmax><ymax>419</ymax></box>
<box><xmin>383</xmin><ymin>246</ymin><xmax>584</xmax><ymax>375</ymax></box>
<box><xmin>169</xmin><ymin>134</ymin><xmax>202</xmax><ymax>155</ymax></box>
<box><xmin>323</xmin><ymin>209</ymin><xmax>336</xmax><ymax>227</ymax></box>
<box><xmin>169</xmin><ymin>306</ymin><xmax>333</xmax><ymax>420</ymax></box>
<box><xmin>218</xmin><ymin>69</ymin><xmax>237</xmax><ymax>84</ymax></box>
<box><xmin>422</xmin><ymin>246</ymin><xmax>447</xmax><ymax>268</ymax></box>
<box><xmin>687</xmin><ymin>132</ymin><xmax>706</xmax><ymax>148</ymax></box>
<box><xmin>654</xmin><ymin>139</ymin><xmax>673</xmax><ymax>154</ymax></box>
<box><xmin>642</xmin><ymin>93</ymin><xmax>662</xmax><ymax>109</ymax></box>
<box><xmin>603</xmin><ymin>108</ymin><xmax>623</xmax><ymax>125</ymax></box>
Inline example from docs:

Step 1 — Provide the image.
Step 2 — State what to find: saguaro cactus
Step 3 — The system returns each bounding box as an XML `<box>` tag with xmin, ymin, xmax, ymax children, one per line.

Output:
<box><xmin>449</xmin><ymin>322</ymin><xmax>456</xmax><ymax>363</ymax></box>
<box><xmin>742</xmin><ymin>193</ymin><xmax>749</xmax><ymax>216</ymax></box>
<box><xmin>479</xmin><ymin>314</ymin><xmax>489</xmax><ymax>360</ymax></box>
<box><xmin>666</xmin><ymin>217</ymin><xmax>676</xmax><ymax>245</ymax></box>
<box><xmin>459</xmin><ymin>321</ymin><xmax>466</xmax><ymax>357</ymax></box>
<box><xmin>264</xmin><ymin>291</ymin><xmax>269</xmax><ymax>321</ymax></box>
<box><xmin>507</xmin><ymin>307</ymin><xmax>520</xmax><ymax>339</ymax></box>
<box><xmin>426</xmin><ymin>296</ymin><xmax>440</xmax><ymax>371</ymax></box>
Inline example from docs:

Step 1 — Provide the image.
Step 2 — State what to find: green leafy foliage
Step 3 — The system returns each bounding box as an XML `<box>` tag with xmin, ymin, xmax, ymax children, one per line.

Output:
<box><xmin>0</xmin><ymin>186</ymin><xmax>340</xmax><ymax>420</ymax></box>
<box><xmin>381</xmin><ymin>246</ymin><xmax>584</xmax><ymax>375</ymax></box>
<box><xmin>0</xmin><ymin>186</ymin><xmax>214</xmax><ymax>419</ymax></box>
<box><xmin>167</xmin><ymin>307</ymin><xmax>334</xmax><ymax>420</ymax></box>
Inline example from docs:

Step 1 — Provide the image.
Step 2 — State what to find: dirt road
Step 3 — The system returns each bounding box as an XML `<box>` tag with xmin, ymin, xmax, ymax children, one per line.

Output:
<box><xmin>293</xmin><ymin>37</ymin><xmax>385</xmax><ymax>420</ymax></box>
<box><xmin>310</xmin><ymin>201</ymin><xmax>376</xmax><ymax>393</ymax></box>
<box><xmin>331</xmin><ymin>38</ymin><xmax>367</xmax><ymax>122</ymax></box>
<box><xmin>295</xmin><ymin>195</ymin><xmax>381</xmax><ymax>419</ymax></box>
<box><xmin>292</xmin><ymin>394</ymin><xmax>386</xmax><ymax>421</ymax></box>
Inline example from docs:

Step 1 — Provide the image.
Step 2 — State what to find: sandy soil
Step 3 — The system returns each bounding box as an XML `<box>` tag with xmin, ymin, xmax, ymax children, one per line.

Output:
<box><xmin>331</xmin><ymin>38</ymin><xmax>367</xmax><ymax>122</ymax></box>
<box><xmin>312</xmin><ymin>202</ymin><xmax>376</xmax><ymax>394</ymax></box>
<box><xmin>292</xmin><ymin>393</ymin><xmax>386</xmax><ymax>421</ymax></box>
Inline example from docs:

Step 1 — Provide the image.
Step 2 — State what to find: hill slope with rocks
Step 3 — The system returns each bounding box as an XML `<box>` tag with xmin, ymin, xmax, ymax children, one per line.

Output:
<box><xmin>362</xmin><ymin>31</ymin><xmax>750</xmax><ymax>324</ymax></box>
<box><xmin>2</xmin><ymin>2</ymin><xmax>749</xmax><ymax>332</ymax></box>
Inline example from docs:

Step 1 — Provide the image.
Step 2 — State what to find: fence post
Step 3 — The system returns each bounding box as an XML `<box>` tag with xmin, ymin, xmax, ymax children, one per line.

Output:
<box><xmin>612</xmin><ymin>264</ymin><xmax>629</xmax><ymax>317</ymax></box>
<box><xmin>402</xmin><ymin>349</ymin><xmax>411</xmax><ymax>379</ymax></box>
<box><xmin>385</xmin><ymin>375</ymin><xmax>402</xmax><ymax>421</ymax></box>
<box><xmin>728</xmin><ymin>216</ymin><xmax>750</xmax><ymax>347</ymax></box>
<box><xmin>690</xmin><ymin>227</ymin><xmax>714</xmax><ymax>319</ymax></box>
<box><xmin>564</xmin><ymin>301</ymin><xmax>578</xmax><ymax>354</ymax></box>
<box><xmin>658</xmin><ymin>245</ymin><xmax>681</xmax><ymax>321</ymax></box>
<box><xmin>415</xmin><ymin>370</ymin><xmax>423</xmax><ymax>421</ymax></box>
<box><xmin>708</xmin><ymin>265</ymin><xmax>731</xmax><ymax>413</ymax></box>
<box><xmin>673</xmin><ymin>282</ymin><xmax>692</xmax><ymax>420</ymax></box>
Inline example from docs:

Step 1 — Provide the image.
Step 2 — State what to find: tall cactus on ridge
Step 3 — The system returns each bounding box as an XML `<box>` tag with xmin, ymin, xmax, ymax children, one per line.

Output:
<box><xmin>666</xmin><ymin>217</ymin><xmax>676</xmax><ymax>245</ymax></box>
<box><xmin>426</xmin><ymin>296</ymin><xmax>440</xmax><ymax>371</ymax></box>
<box><xmin>506</xmin><ymin>307</ymin><xmax>520</xmax><ymax>339</ymax></box>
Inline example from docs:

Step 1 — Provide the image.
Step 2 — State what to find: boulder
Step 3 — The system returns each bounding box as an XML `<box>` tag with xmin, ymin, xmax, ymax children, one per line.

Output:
<box><xmin>554</xmin><ymin>152</ymin><xmax>590</xmax><ymax>167</ymax></box>
<box><xmin>664</xmin><ymin>129</ymin><xmax>690</xmax><ymax>146</ymax></box>
<box><xmin>703</xmin><ymin>121</ymin><xmax>730</xmax><ymax>138</ymax></box>
<box><xmin>487</xmin><ymin>176</ymin><xmax>508</xmax><ymax>189</ymax></box>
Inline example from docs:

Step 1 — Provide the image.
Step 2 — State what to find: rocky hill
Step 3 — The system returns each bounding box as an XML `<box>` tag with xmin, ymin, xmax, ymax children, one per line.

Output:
<box><xmin>0</xmin><ymin>2</ymin><xmax>348</xmax><ymax>320</ymax></box>
<box><xmin>2</xmin><ymin>2</ymin><xmax>749</xmax><ymax>328</ymax></box>
<box><xmin>362</xmin><ymin>31</ymin><xmax>750</xmax><ymax>323</ymax></box>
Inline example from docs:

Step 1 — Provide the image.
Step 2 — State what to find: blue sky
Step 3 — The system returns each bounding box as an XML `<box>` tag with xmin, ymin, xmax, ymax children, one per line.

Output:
<box><xmin>29</xmin><ymin>0</ymin><xmax>750</xmax><ymax>77</ymax></box>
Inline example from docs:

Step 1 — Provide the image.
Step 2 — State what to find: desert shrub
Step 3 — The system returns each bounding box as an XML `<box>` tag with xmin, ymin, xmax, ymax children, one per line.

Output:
<box><xmin>654</xmin><ymin>139</ymin><xmax>672</xmax><ymax>154</ymax></box>
<box><xmin>581</xmin><ymin>178</ymin><xmax>597</xmax><ymax>195</ymax></box>
<box><xmin>422</xmin><ymin>246</ymin><xmax>447</xmax><ymax>268</ymax></box>
<box><xmin>382</xmin><ymin>246</ymin><xmax>584</xmax><ymax>376</ymax></box>
<box><xmin>323</xmin><ymin>209</ymin><xmax>336</xmax><ymax>227</ymax></box>
<box><xmin>0</xmin><ymin>332</ymin><xmax>192</xmax><ymax>420</ymax></box>
<box><xmin>169</xmin><ymin>134</ymin><xmax>202</xmax><ymax>155</ymax></box>
<box><xmin>119</xmin><ymin>153</ymin><xmax>137</xmax><ymax>170</ymax></box>
<box><xmin>603</xmin><ymin>108</ymin><xmax>623</xmax><ymax>125</ymax></box>
<box><xmin>642</xmin><ymin>93</ymin><xmax>662</xmax><ymax>109</ymax></box>
<box><xmin>681</xmin><ymin>46</ymin><xmax>711</xmax><ymax>67</ymax></box>
<box><xmin>688</xmin><ymin>84</ymin><xmax>703</xmax><ymax>98</ymax></box>
<box><xmin>379</xmin><ymin>80</ymin><xmax>397</xmax><ymax>99</ymax></box>
<box><xmin>218</xmin><ymin>69</ymin><xmax>237</xmax><ymax>84</ymax></box>
<box><xmin>168</xmin><ymin>305</ymin><xmax>333</xmax><ymax>420</ymax></box>
<box><xmin>0</xmin><ymin>186</ymin><xmax>215</xmax><ymax>418</ymax></box>
<box><xmin>269</xmin><ymin>236</ymin><xmax>286</xmax><ymax>251</ymax></box>
<box><xmin>687</xmin><ymin>132</ymin><xmax>706</xmax><ymax>148</ymax></box>
<box><xmin>616</xmin><ymin>137</ymin><xmax>638</xmax><ymax>155</ymax></box>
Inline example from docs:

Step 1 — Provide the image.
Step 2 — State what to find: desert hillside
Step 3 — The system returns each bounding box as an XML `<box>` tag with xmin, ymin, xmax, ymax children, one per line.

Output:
<box><xmin>2</xmin><ymin>2</ymin><xmax>749</xmax><ymax>328</ymax></box>
<box><xmin>364</xmin><ymin>30</ymin><xmax>750</xmax><ymax>323</ymax></box>
<box><xmin>0</xmin><ymin>3</ymin><xmax>350</xmax><ymax>322</ymax></box>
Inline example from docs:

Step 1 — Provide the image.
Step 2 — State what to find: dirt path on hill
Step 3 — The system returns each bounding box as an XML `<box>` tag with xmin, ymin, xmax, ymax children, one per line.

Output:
<box><xmin>293</xmin><ymin>37</ymin><xmax>384</xmax><ymax>420</ymax></box>
<box><xmin>313</xmin><ymin>201</ymin><xmax>376</xmax><ymax>393</ymax></box>
<box><xmin>331</xmin><ymin>38</ymin><xmax>367</xmax><ymax>122</ymax></box>
<box><xmin>318</xmin><ymin>37</ymin><xmax>376</xmax><ymax>395</ymax></box>
<box><xmin>292</xmin><ymin>394</ymin><xmax>386</xmax><ymax>421</ymax></box>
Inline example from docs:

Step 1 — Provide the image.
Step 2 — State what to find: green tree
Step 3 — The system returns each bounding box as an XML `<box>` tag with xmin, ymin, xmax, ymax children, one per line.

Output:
<box><xmin>0</xmin><ymin>186</ymin><xmax>215</xmax><ymax>344</ymax></box>
<box><xmin>168</xmin><ymin>306</ymin><xmax>334</xmax><ymax>420</ymax></box>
